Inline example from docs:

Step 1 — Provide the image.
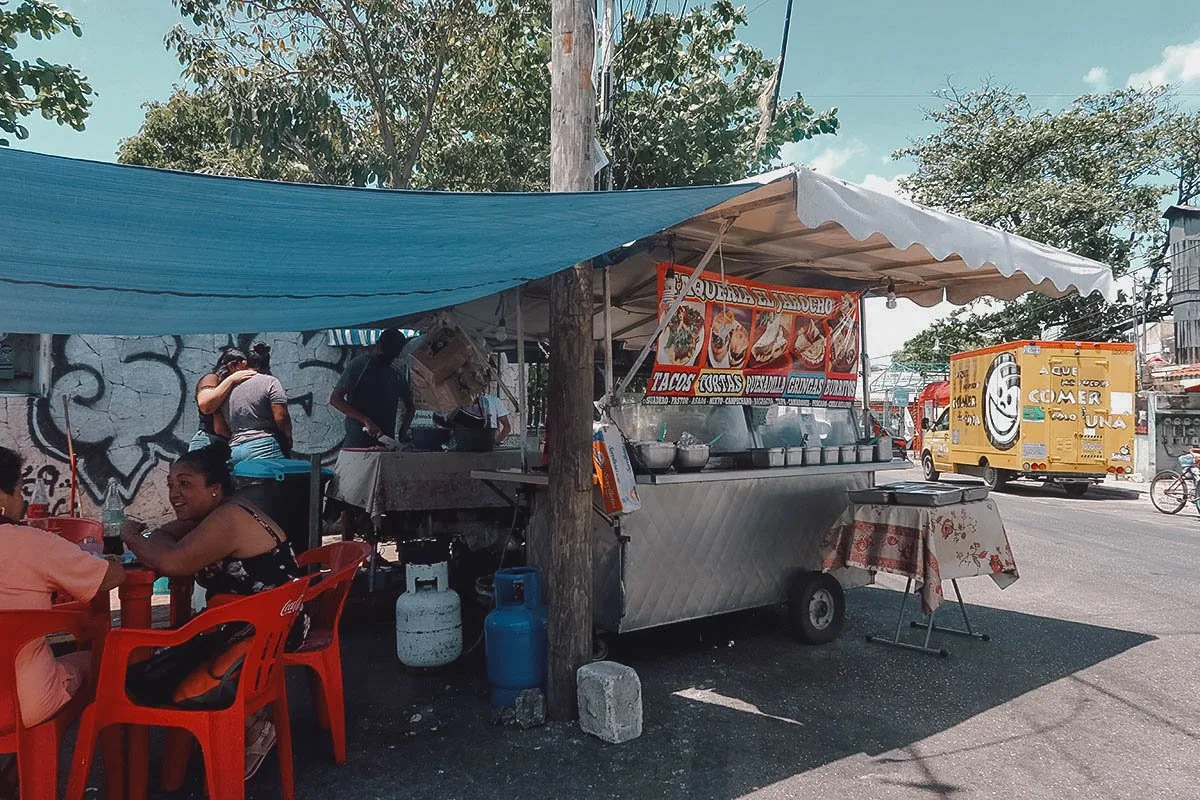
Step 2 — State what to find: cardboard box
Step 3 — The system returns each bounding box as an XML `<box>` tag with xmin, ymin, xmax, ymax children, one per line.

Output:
<box><xmin>593</xmin><ymin>424</ymin><xmax>641</xmax><ymax>515</ymax></box>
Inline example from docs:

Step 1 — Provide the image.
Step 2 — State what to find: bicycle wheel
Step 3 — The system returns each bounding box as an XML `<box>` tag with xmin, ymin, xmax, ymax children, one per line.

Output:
<box><xmin>1150</xmin><ymin>470</ymin><xmax>1188</xmax><ymax>514</ymax></box>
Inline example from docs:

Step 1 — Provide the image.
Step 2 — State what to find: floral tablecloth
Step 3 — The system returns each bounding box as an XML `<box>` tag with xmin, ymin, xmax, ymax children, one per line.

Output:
<box><xmin>821</xmin><ymin>498</ymin><xmax>1019</xmax><ymax>613</ymax></box>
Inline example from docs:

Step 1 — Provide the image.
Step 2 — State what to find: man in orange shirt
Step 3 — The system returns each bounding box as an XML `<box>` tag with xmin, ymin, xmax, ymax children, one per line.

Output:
<box><xmin>0</xmin><ymin>447</ymin><xmax>124</xmax><ymax>733</ymax></box>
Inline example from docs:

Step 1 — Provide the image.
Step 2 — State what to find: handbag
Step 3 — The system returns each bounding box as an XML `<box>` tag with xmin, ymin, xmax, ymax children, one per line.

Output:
<box><xmin>125</xmin><ymin>622</ymin><xmax>250</xmax><ymax>710</ymax></box>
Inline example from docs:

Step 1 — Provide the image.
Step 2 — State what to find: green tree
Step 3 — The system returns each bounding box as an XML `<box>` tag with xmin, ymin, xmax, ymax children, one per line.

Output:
<box><xmin>606</xmin><ymin>0</ymin><xmax>838</xmax><ymax>188</ymax></box>
<box><xmin>0</xmin><ymin>0</ymin><xmax>93</xmax><ymax>145</ymax></box>
<box><xmin>120</xmin><ymin>0</ymin><xmax>838</xmax><ymax>191</ymax></box>
<box><xmin>893</xmin><ymin>83</ymin><xmax>1176</xmax><ymax>363</ymax></box>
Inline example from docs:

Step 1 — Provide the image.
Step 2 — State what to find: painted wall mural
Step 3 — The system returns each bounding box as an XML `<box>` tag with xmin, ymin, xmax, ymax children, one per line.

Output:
<box><xmin>6</xmin><ymin>332</ymin><xmax>356</xmax><ymax>523</ymax></box>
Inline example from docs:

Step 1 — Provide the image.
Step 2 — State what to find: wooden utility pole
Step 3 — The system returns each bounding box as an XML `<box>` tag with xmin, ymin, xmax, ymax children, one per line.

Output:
<box><xmin>545</xmin><ymin>0</ymin><xmax>596</xmax><ymax>721</ymax></box>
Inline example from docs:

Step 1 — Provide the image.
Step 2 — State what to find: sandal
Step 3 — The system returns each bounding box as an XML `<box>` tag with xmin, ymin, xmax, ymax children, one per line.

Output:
<box><xmin>244</xmin><ymin>718</ymin><xmax>277</xmax><ymax>780</ymax></box>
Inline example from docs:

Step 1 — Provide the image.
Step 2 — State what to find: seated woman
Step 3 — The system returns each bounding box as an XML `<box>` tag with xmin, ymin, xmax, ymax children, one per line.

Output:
<box><xmin>0</xmin><ymin>447</ymin><xmax>125</xmax><ymax>730</ymax></box>
<box><xmin>119</xmin><ymin>442</ymin><xmax>304</xmax><ymax>778</ymax></box>
<box><xmin>120</xmin><ymin>442</ymin><xmax>304</xmax><ymax>621</ymax></box>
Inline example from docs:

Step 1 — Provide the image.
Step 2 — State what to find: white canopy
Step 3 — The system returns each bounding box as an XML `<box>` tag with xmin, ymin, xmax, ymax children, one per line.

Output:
<box><xmin>390</xmin><ymin>166</ymin><xmax>1116</xmax><ymax>345</ymax></box>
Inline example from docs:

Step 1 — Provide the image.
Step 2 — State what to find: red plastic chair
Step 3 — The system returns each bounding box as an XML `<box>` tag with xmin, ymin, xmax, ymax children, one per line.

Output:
<box><xmin>284</xmin><ymin>541</ymin><xmax>371</xmax><ymax>765</ymax></box>
<box><xmin>65</xmin><ymin>578</ymin><xmax>310</xmax><ymax>800</ymax></box>
<box><xmin>24</xmin><ymin>517</ymin><xmax>104</xmax><ymax>552</ymax></box>
<box><xmin>0</xmin><ymin>609</ymin><xmax>111</xmax><ymax>800</ymax></box>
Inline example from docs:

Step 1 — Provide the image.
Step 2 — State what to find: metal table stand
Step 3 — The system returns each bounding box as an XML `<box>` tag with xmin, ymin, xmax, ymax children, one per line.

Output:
<box><xmin>866</xmin><ymin>578</ymin><xmax>989</xmax><ymax>657</ymax></box>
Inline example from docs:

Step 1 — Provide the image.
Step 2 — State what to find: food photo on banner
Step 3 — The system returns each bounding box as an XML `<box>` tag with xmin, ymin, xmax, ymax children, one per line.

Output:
<box><xmin>646</xmin><ymin>264</ymin><xmax>860</xmax><ymax>406</ymax></box>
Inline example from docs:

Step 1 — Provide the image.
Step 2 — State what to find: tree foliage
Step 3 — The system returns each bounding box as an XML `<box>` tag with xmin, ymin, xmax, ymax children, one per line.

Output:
<box><xmin>0</xmin><ymin>0</ymin><xmax>93</xmax><ymax>145</ymax></box>
<box><xmin>119</xmin><ymin>0</ymin><xmax>838</xmax><ymax>191</ymax></box>
<box><xmin>893</xmin><ymin>83</ymin><xmax>1200</xmax><ymax>364</ymax></box>
<box><xmin>606</xmin><ymin>0</ymin><xmax>838</xmax><ymax>188</ymax></box>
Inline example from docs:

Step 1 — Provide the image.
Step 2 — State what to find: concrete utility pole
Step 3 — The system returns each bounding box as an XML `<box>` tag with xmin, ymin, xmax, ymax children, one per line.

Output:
<box><xmin>545</xmin><ymin>0</ymin><xmax>596</xmax><ymax>721</ymax></box>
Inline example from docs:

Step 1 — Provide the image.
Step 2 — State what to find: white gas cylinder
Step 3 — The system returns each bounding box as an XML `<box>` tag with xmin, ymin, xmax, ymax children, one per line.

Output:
<box><xmin>395</xmin><ymin>561</ymin><xmax>462</xmax><ymax>667</ymax></box>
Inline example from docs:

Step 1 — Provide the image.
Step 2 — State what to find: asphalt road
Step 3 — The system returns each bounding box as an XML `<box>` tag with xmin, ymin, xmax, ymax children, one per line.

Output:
<box><xmin>106</xmin><ymin>469</ymin><xmax>1200</xmax><ymax>800</ymax></box>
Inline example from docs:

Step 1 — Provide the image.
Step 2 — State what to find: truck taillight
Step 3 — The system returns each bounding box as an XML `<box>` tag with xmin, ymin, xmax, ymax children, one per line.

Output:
<box><xmin>1022</xmin><ymin>462</ymin><xmax>1031</xmax><ymax>471</ymax></box>
<box><xmin>1116</xmin><ymin>466</ymin><xmax>1125</xmax><ymax>475</ymax></box>
<box><xmin>1107</xmin><ymin>466</ymin><xmax>1116</xmax><ymax>473</ymax></box>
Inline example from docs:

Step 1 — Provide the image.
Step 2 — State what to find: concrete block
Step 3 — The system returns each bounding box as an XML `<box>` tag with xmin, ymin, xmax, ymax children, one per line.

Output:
<box><xmin>577</xmin><ymin>661</ymin><xmax>642</xmax><ymax>744</ymax></box>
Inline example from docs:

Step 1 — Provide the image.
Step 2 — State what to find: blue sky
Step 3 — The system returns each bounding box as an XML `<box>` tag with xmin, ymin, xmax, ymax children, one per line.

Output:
<box><xmin>11</xmin><ymin>0</ymin><xmax>1200</xmax><ymax>354</ymax></box>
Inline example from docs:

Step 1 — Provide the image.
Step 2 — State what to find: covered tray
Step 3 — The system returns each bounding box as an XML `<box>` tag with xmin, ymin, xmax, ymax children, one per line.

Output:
<box><xmin>847</xmin><ymin>487</ymin><xmax>895</xmax><ymax>504</ymax></box>
<box><xmin>887</xmin><ymin>481</ymin><xmax>966</xmax><ymax>506</ymax></box>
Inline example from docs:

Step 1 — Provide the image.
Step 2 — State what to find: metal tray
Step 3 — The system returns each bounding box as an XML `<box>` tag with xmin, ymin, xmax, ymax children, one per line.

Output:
<box><xmin>847</xmin><ymin>487</ymin><xmax>895</xmax><ymax>504</ymax></box>
<box><xmin>961</xmin><ymin>485</ymin><xmax>991</xmax><ymax>502</ymax></box>
<box><xmin>888</xmin><ymin>481</ymin><xmax>965</xmax><ymax>506</ymax></box>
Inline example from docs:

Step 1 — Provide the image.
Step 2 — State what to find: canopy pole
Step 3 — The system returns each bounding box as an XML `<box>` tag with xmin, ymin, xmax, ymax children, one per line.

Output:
<box><xmin>517</xmin><ymin>286</ymin><xmax>528</xmax><ymax>472</ymax></box>
<box><xmin>859</xmin><ymin>294</ymin><xmax>871</xmax><ymax>439</ymax></box>
<box><xmin>609</xmin><ymin>219</ymin><xmax>733</xmax><ymax>403</ymax></box>
<box><xmin>603</xmin><ymin>267</ymin><xmax>614</xmax><ymax>403</ymax></box>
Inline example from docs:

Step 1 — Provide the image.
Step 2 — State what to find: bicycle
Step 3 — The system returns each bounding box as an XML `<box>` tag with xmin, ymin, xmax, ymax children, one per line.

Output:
<box><xmin>1149</xmin><ymin>452</ymin><xmax>1200</xmax><ymax>514</ymax></box>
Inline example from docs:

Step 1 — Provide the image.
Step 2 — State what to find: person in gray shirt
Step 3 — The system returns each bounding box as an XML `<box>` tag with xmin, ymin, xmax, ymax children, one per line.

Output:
<box><xmin>330</xmin><ymin>329</ymin><xmax>414</xmax><ymax>449</ymax></box>
<box><xmin>224</xmin><ymin>343</ymin><xmax>293</xmax><ymax>464</ymax></box>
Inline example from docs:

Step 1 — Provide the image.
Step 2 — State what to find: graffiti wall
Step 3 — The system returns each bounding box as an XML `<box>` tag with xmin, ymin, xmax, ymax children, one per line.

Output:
<box><xmin>5</xmin><ymin>333</ymin><xmax>356</xmax><ymax>525</ymax></box>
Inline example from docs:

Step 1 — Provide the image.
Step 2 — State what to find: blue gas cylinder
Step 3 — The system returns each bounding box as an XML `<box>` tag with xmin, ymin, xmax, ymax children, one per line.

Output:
<box><xmin>485</xmin><ymin>567</ymin><xmax>547</xmax><ymax>707</ymax></box>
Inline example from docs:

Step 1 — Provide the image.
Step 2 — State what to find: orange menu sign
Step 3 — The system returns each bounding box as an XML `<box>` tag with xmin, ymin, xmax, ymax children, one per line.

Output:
<box><xmin>645</xmin><ymin>263</ymin><xmax>861</xmax><ymax>406</ymax></box>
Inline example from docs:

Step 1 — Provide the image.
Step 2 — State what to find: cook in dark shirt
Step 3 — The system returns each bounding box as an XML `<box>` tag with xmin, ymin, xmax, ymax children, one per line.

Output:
<box><xmin>330</xmin><ymin>329</ymin><xmax>415</xmax><ymax>448</ymax></box>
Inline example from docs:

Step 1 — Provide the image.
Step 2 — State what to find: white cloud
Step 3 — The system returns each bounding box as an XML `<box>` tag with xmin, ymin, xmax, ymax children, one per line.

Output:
<box><xmin>777</xmin><ymin>139</ymin><xmax>867</xmax><ymax>177</ymax></box>
<box><xmin>860</xmin><ymin>173</ymin><xmax>909</xmax><ymax>198</ymax></box>
<box><xmin>1082</xmin><ymin>66</ymin><xmax>1109</xmax><ymax>91</ymax></box>
<box><xmin>810</xmin><ymin>142</ymin><xmax>867</xmax><ymax>175</ymax></box>
<box><xmin>865</xmin><ymin>297</ymin><xmax>956</xmax><ymax>359</ymax></box>
<box><xmin>1128</xmin><ymin>39</ymin><xmax>1200</xmax><ymax>87</ymax></box>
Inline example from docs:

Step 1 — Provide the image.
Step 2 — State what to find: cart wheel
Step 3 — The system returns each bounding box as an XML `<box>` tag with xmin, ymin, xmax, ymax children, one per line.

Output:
<box><xmin>922</xmin><ymin>452</ymin><xmax>939</xmax><ymax>482</ymax></box>
<box><xmin>591</xmin><ymin>633</ymin><xmax>610</xmax><ymax>662</ymax></box>
<box><xmin>788</xmin><ymin>572</ymin><xmax>845</xmax><ymax>645</ymax></box>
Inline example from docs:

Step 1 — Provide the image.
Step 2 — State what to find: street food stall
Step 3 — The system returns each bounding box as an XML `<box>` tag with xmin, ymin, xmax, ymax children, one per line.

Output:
<box><xmin>462</xmin><ymin>167</ymin><xmax>1116</xmax><ymax>645</ymax></box>
<box><xmin>2</xmin><ymin>151</ymin><xmax>1117</xmax><ymax>649</ymax></box>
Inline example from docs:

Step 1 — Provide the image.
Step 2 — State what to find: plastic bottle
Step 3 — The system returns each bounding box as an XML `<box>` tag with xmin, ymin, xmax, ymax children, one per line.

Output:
<box><xmin>101</xmin><ymin>478</ymin><xmax>125</xmax><ymax>556</ymax></box>
<box><xmin>26</xmin><ymin>481</ymin><xmax>50</xmax><ymax>518</ymax></box>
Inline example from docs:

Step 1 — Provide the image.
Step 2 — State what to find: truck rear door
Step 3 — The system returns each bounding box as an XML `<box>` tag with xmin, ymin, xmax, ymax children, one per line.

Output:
<box><xmin>1046</xmin><ymin>353</ymin><xmax>1081</xmax><ymax>467</ymax></box>
<box><xmin>1077</xmin><ymin>353</ymin><xmax>1114</xmax><ymax>472</ymax></box>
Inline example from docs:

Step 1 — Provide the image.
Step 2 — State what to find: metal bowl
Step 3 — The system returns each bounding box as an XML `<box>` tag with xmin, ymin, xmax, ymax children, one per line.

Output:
<box><xmin>631</xmin><ymin>441</ymin><xmax>677</xmax><ymax>473</ymax></box>
<box><xmin>674</xmin><ymin>444</ymin><xmax>710</xmax><ymax>472</ymax></box>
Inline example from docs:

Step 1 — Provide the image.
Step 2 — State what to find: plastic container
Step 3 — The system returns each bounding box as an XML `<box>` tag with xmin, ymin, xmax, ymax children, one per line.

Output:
<box><xmin>856</xmin><ymin>445</ymin><xmax>874</xmax><ymax>463</ymax></box>
<box><xmin>396</xmin><ymin>559</ymin><xmax>462</xmax><ymax>668</ymax></box>
<box><xmin>839</xmin><ymin>445</ymin><xmax>857</xmax><ymax>464</ymax></box>
<box><xmin>821</xmin><ymin>446</ymin><xmax>841</xmax><ymax>464</ymax></box>
<box><xmin>801</xmin><ymin>446</ymin><xmax>822</xmax><ymax>465</ymax></box>
<box><xmin>485</xmin><ymin>567</ymin><xmax>547</xmax><ymax>707</ymax></box>
<box><xmin>874</xmin><ymin>437</ymin><xmax>893</xmax><ymax>462</ymax></box>
<box><xmin>232</xmin><ymin>458</ymin><xmax>335</xmax><ymax>555</ymax></box>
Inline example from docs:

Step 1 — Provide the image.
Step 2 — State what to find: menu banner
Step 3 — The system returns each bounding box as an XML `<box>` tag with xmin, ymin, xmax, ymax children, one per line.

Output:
<box><xmin>645</xmin><ymin>263</ymin><xmax>861</xmax><ymax>406</ymax></box>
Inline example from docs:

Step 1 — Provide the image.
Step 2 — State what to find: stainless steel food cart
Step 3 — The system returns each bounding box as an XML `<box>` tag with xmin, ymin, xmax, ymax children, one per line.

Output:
<box><xmin>476</xmin><ymin>459</ymin><xmax>908</xmax><ymax>638</ymax></box>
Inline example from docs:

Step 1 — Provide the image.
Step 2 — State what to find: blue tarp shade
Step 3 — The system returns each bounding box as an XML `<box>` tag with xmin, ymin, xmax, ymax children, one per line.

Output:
<box><xmin>0</xmin><ymin>149</ymin><xmax>758</xmax><ymax>335</ymax></box>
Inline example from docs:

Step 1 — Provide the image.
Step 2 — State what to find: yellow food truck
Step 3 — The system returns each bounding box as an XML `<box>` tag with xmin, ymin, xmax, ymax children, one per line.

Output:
<box><xmin>920</xmin><ymin>340</ymin><xmax>1136</xmax><ymax>496</ymax></box>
